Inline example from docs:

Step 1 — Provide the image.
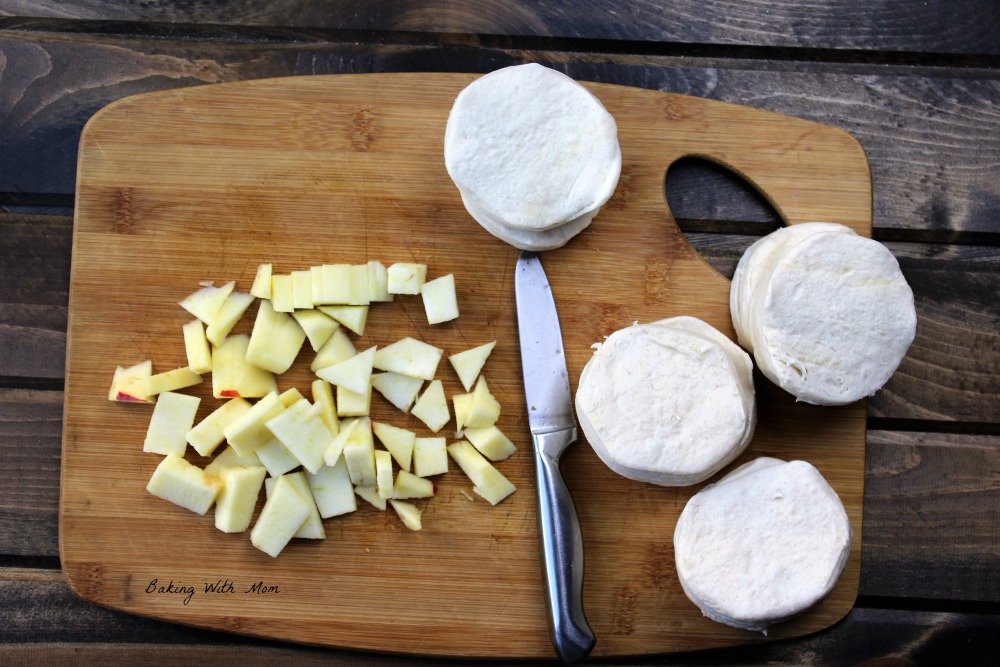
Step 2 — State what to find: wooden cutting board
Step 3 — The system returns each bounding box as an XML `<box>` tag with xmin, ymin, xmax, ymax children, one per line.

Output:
<box><xmin>61</xmin><ymin>72</ymin><xmax>870</xmax><ymax>659</ymax></box>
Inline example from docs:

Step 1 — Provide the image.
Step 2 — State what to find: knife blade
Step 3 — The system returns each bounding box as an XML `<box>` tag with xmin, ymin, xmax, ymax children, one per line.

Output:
<box><xmin>515</xmin><ymin>250</ymin><xmax>596</xmax><ymax>664</ymax></box>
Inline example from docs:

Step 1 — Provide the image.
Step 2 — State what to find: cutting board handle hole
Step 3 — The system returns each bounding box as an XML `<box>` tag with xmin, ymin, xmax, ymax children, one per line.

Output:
<box><xmin>664</xmin><ymin>157</ymin><xmax>784</xmax><ymax>275</ymax></box>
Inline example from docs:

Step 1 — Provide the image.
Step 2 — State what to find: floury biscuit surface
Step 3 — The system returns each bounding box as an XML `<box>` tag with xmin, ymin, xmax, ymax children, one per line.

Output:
<box><xmin>444</xmin><ymin>63</ymin><xmax>621</xmax><ymax>249</ymax></box>
<box><xmin>730</xmin><ymin>222</ymin><xmax>916</xmax><ymax>405</ymax></box>
<box><xmin>575</xmin><ymin>317</ymin><xmax>755</xmax><ymax>486</ymax></box>
<box><xmin>673</xmin><ymin>458</ymin><xmax>852</xmax><ymax>631</ymax></box>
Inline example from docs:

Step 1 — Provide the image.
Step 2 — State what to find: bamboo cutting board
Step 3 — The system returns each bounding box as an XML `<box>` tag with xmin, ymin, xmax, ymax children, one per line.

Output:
<box><xmin>61</xmin><ymin>73</ymin><xmax>871</xmax><ymax>658</ymax></box>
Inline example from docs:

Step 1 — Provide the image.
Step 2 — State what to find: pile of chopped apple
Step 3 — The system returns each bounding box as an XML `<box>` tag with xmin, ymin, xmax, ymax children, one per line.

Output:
<box><xmin>111</xmin><ymin>260</ymin><xmax>518</xmax><ymax>557</ymax></box>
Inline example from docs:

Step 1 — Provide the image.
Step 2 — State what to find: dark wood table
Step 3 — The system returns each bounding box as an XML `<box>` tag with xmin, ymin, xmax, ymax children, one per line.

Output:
<box><xmin>3</xmin><ymin>3</ymin><xmax>998</xmax><ymax>664</ymax></box>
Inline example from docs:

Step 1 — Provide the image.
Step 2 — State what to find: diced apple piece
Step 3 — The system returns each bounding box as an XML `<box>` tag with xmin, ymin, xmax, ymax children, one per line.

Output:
<box><xmin>265</xmin><ymin>398</ymin><xmax>333</xmax><ymax>474</ymax></box>
<box><xmin>318</xmin><ymin>305</ymin><xmax>369</xmax><ymax>336</ymax></box>
<box><xmin>348</xmin><ymin>264</ymin><xmax>371</xmax><ymax>305</ymax></box>
<box><xmin>311</xmin><ymin>379</ymin><xmax>340</xmax><ymax>436</ymax></box>
<box><xmin>255</xmin><ymin>437</ymin><xmax>302</xmax><ymax>477</ymax></box>
<box><xmin>337</xmin><ymin>383</ymin><xmax>372</xmax><ymax>417</ymax></box>
<box><xmin>270</xmin><ymin>273</ymin><xmax>295</xmax><ymax>313</ymax></box>
<box><xmin>316</xmin><ymin>346</ymin><xmax>376</xmax><ymax>396</ymax></box>
<box><xmin>421</xmin><ymin>274</ymin><xmax>459</xmax><ymax>325</ymax></box>
<box><xmin>147</xmin><ymin>367</ymin><xmax>203</xmax><ymax>396</ymax></box>
<box><xmin>413</xmin><ymin>436</ymin><xmax>448</xmax><ymax>477</ymax></box>
<box><xmin>292</xmin><ymin>309</ymin><xmax>338</xmax><ymax>352</ymax></box>
<box><xmin>447</xmin><ymin>440</ymin><xmax>516</xmax><ymax>506</ymax></box>
<box><xmin>463</xmin><ymin>425</ymin><xmax>517</xmax><ymax>462</ymax></box>
<box><xmin>186</xmin><ymin>396</ymin><xmax>252</xmax><ymax>457</ymax></box>
<box><xmin>368</xmin><ymin>260</ymin><xmax>394</xmax><ymax>303</ymax></box>
<box><xmin>410</xmin><ymin>379</ymin><xmax>450</xmax><ymax>432</ymax></box>
<box><xmin>278</xmin><ymin>386</ymin><xmax>305</xmax><ymax>407</ymax></box>
<box><xmin>343</xmin><ymin>422</ymin><xmax>376</xmax><ymax>487</ymax></box>
<box><xmin>291</xmin><ymin>270</ymin><xmax>314</xmax><ymax>310</ymax></box>
<box><xmin>375</xmin><ymin>450</ymin><xmax>394</xmax><ymax>499</ymax></box>
<box><xmin>204</xmin><ymin>445</ymin><xmax>261</xmax><ymax>476</ymax></box>
<box><xmin>205</xmin><ymin>291</ymin><xmax>255</xmax><ymax>346</ymax></box>
<box><xmin>354</xmin><ymin>484</ymin><xmax>386</xmax><ymax>510</ymax></box>
<box><xmin>144</xmin><ymin>391</ymin><xmax>201</xmax><ymax>455</ymax></box>
<box><xmin>373</xmin><ymin>337</ymin><xmax>443</xmax><ymax>381</ymax></box>
<box><xmin>316</xmin><ymin>264</ymin><xmax>352</xmax><ymax>305</ymax></box>
<box><xmin>211</xmin><ymin>334</ymin><xmax>278</xmax><ymax>399</ymax></box>
<box><xmin>449</xmin><ymin>341</ymin><xmax>496</xmax><ymax>392</ymax></box>
<box><xmin>251</xmin><ymin>474</ymin><xmax>312</xmax><ymax>557</ymax></box>
<box><xmin>387</xmin><ymin>262</ymin><xmax>427</xmax><ymax>295</ymax></box>
<box><xmin>453</xmin><ymin>392</ymin><xmax>473</xmax><ymax>434</ymax></box>
<box><xmin>324</xmin><ymin>415</ymin><xmax>359</xmax><ymax>466</ymax></box>
<box><xmin>250</xmin><ymin>263</ymin><xmax>272</xmax><ymax>299</ymax></box>
<box><xmin>371</xmin><ymin>372</ymin><xmax>423</xmax><ymax>413</ymax></box>
<box><xmin>307</xmin><ymin>457</ymin><xmax>357</xmax><ymax>518</ymax></box>
<box><xmin>215</xmin><ymin>465</ymin><xmax>267</xmax><ymax>533</ymax></box>
<box><xmin>266</xmin><ymin>472</ymin><xmax>325</xmax><ymax>540</ymax></box>
<box><xmin>465</xmin><ymin>375</ymin><xmax>501</xmax><ymax>428</ymax></box>
<box><xmin>182</xmin><ymin>320</ymin><xmax>213</xmax><ymax>375</ymax></box>
<box><xmin>179</xmin><ymin>280</ymin><xmax>235</xmax><ymax>325</ymax></box>
<box><xmin>246</xmin><ymin>299</ymin><xmax>306</xmax><ymax>374</ymax></box>
<box><xmin>109</xmin><ymin>360</ymin><xmax>154</xmax><ymax>402</ymax></box>
<box><xmin>310</xmin><ymin>326</ymin><xmax>355</xmax><ymax>372</ymax></box>
<box><xmin>389</xmin><ymin>499</ymin><xmax>422</xmax><ymax>531</ymax></box>
<box><xmin>147</xmin><ymin>453</ymin><xmax>222</xmax><ymax>515</ymax></box>
<box><xmin>222</xmin><ymin>391</ymin><xmax>285</xmax><ymax>457</ymax></box>
<box><xmin>372</xmin><ymin>421</ymin><xmax>415</xmax><ymax>472</ymax></box>
<box><xmin>393</xmin><ymin>470</ymin><xmax>435</xmax><ymax>499</ymax></box>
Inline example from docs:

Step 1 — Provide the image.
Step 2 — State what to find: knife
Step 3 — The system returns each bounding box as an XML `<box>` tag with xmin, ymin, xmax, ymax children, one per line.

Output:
<box><xmin>515</xmin><ymin>250</ymin><xmax>596</xmax><ymax>664</ymax></box>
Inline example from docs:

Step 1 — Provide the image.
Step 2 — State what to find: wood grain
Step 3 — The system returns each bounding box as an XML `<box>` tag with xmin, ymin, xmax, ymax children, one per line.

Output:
<box><xmin>59</xmin><ymin>73</ymin><xmax>871</xmax><ymax>657</ymax></box>
<box><xmin>3</xmin><ymin>33</ymin><xmax>1000</xmax><ymax>238</ymax></box>
<box><xmin>2</xmin><ymin>571</ymin><xmax>999</xmax><ymax>667</ymax></box>
<box><xmin>4</xmin><ymin>0</ymin><xmax>1000</xmax><ymax>56</ymax></box>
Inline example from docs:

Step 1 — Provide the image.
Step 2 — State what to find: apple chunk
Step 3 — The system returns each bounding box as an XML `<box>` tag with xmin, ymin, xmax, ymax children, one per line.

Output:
<box><xmin>182</xmin><ymin>319</ymin><xmax>213</xmax><ymax>375</ymax></box>
<box><xmin>265</xmin><ymin>398</ymin><xmax>334</xmax><ymax>474</ymax></box>
<box><xmin>307</xmin><ymin>457</ymin><xmax>357</xmax><ymax>519</ymax></box>
<box><xmin>463</xmin><ymin>425</ymin><xmax>517</xmax><ymax>462</ymax></box>
<box><xmin>373</xmin><ymin>337</ymin><xmax>443</xmax><ymax>381</ymax></box>
<box><xmin>250</xmin><ymin>474</ymin><xmax>312</xmax><ymax>557</ymax></box>
<box><xmin>413</xmin><ymin>436</ymin><xmax>448</xmax><ymax>477</ymax></box>
<box><xmin>371</xmin><ymin>372</ymin><xmax>423</xmax><ymax>413</ymax></box>
<box><xmin>421</xmin><ymin>274</ymin><xmax>459</xmax><ymax>325</ymax></box>
<box><xmin>387</xmin><ymin>262</ymin><xmax>427</xmax><ymax>295</ymax></box>
<box><xmin>393</xmin><ymin>470</ymin><xmax>435</xmax><ymax>499</ymax></box>
<box><xmin>147</xmin><ymin>453</ymin><xmax>222</xmax><ymax>515</ymax></box>
<box><xmin>410</xmin><ymin>379</ymin><xmax>450</xmax><ymax>432</ymax></box>
<box><xmin>246</xmin><ymin>299</ymin><xmax>306</xmax><ymax>374</ymax></box>
<box><xmin>179</xmin><ymin>280</ymin><xmax>235</xmax><ymax>325</ymax></box>
<box><xmin>109</xmin><ymin>360</ymin><xmax>154</xmax><ymax>403</ymax></box>
<box><xmin>144</xmin><ymin>391</ymin><xmax>201</xmax><ymax>456</ymax></box>
<box><xmin>449</xmin><ymin>341</ymin><xmax>496</xmax><ymax>392</ymax></box>
<box><xmin>212</xmin><ymin>334</ymin><xmax>278</xmax><ymax>399</ymax></box>
<box><xmin>205</xmin><ymin>290</ymin><xmax>255</xmax><ymax>346</ymax></box>
<box><xmin>389</xmin><ymin>499</ymin><xmax>422</xmax><ymax>531</ymax></box>
<box><xmin>372</xmin><ymin>421</ymin><xmax>415</xmax><ymax>472</ymax></box>
<box><xmin>215</xmin><ymin>465</ymin><xmax>267</xmax><ymax>533</ymax></box>
<box><xmin>316</xmin><ymin>346</ymin><xmax>376</xmax><ymax>396</ymax></box>
<box><xmin>447</xmin><ymin>440</ymin><xmax>516</xmax><ymax>505</ymax></box>
<box><xmin>186</xmin><ymin>396</ymin><xmax>252</xmax><ymax>457</ymax></box>
<box><xmin>147</xmin><ymin>367</ymin><xmax>203</xmax><ymax>397</ymax></box>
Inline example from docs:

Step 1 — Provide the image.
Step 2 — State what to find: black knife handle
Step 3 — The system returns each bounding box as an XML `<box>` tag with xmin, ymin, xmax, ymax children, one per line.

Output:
<box><xmin>533</xmin><ymin>429</ymin><xmax>596</xmax><ymax>664</ymax></box>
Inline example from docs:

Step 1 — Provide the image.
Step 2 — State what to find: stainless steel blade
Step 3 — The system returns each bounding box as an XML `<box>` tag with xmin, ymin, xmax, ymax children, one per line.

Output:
<box><xmin>514</xmin><ymin>250</ymin><xmax>595</xmax><ymax>664</ymax></box>
<box><xmin>515</xmin><ymin>251</ymin><xmax>577</xmax><ymax>436</ymax></box>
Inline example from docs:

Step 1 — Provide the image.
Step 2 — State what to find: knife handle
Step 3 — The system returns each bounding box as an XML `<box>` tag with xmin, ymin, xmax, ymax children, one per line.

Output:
<box><xmin>533</xmin><ymin>429</ymin><xmax>596</xmax><ymax>664</ymax></box>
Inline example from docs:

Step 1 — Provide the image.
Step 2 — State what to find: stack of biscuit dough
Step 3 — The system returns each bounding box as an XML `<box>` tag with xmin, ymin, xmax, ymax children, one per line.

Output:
<box><xmin>673</xmin><ymin>457</ymin><xmax>853</xmax><ymax>631</ymax></box>
<box><xmin>444</xmin><ymin>63</ymin><xmax>621</xmax><ymax>250</ymax></box>
<box><xmin>575</xmin><ymin>316</ymin><xmax>756</xmax><ymax>486</ymax></box>
<box><xmin>730</xmin><ymin>222</ymin><xmax>916</xmax><ymax>405</ymax></box>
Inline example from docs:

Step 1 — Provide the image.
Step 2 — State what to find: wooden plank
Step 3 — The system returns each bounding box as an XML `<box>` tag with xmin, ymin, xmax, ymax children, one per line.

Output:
<box><xmin>58</xmin><ymin>73</ymin><xmax>869</xmax><ymax>657</ymax></box>
<box><xmin>861</xmin><ymin>430</ymin><xmax>1000</xmax><ymax>602</ymax></box>
<box><xmin>0</xmin><ymin>213</ymin><xmax>71</xmax><ymax>380</ymax></box>
<box><xmin>2</xmin><ymin>569</ymin><xmax>1000</xmax><ymax>664</ymax></box>
<box><xmin>2</xmin><ymin>33</ymin><xmax>1000</xmax><ymax>237</ymax></box>
<box><xmin>3</xmin><ymin>0</ymin><xmax>1000</xmax><ymax>56</ymax></box>
<box><xmin>0</xmin><ymin>389</ymin><xmax>63</xmax><ymax>557</ymax></box>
